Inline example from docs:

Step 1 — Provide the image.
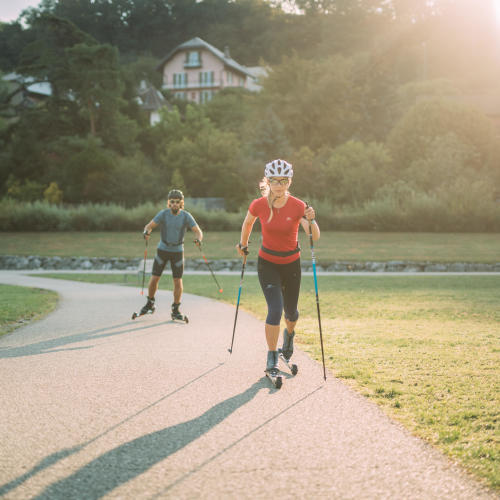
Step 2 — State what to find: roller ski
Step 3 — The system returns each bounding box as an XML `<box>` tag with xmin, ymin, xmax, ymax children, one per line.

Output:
<box><xmin>171</xmin><ymin>302</ymin><xmax>189</xmax><ymax>323</ymax></box>
<box><xmin>265</xmin><ymin>351</ymin><xmax>282</xmax><ymax>389</ymax></box>
<box><xmin>131</xmin><ymin>297</ymin><xmax>155</xmax><ymax>320</ymax></box>
<box><xmin>278</xmin><ymin>328</ymin><xmax>298</xmax><ymax>376</ymax></box>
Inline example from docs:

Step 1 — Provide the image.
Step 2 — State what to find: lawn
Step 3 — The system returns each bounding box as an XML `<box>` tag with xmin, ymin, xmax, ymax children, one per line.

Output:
<box><xmin>38</xmin><ymin>271</ymin><xmax>500</xmax><ymax>489</ymax></box>
<box><xmin>0</xmin><ymin>284</ymin><xmax>58</xmax><ymax>337</ymax></box>
<box><xmin>2</xmin><ymin>231</ymin><xmax>500</xmax><ymax>262</ymax></box>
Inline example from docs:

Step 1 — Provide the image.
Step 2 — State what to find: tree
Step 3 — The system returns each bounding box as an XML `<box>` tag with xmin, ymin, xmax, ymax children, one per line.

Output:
<box><xmin>387</xmin><ymin>99</ymin><xmax>499</xmax><ymax>174</ymax></box>
<box><xmin>63</xmin><ymin>43</ymin><xmax>125</xmax><ymax>137</ymax></box>
<box><xmin>321</xmin><ymin>140</ymin><xmax>391</xmax><ymax>205</ymax></box>
<box><xmin>245</xmin><ymin>107</ymin><xmax>291</xmax><ymax>162</ymax></box>
<box><xmin>46</xmin><ymin>135</ymin><xmax>118</xmax><ymax>203</ymax></box>
<box><xmin>261</xmin><ymin>54</ymin><xmax>359</xmax><ymax>151</ymax></box>
<box><xmin>157</xmin><ymin>105</ymin><xmax>245</xmax><ymax>206</ymax></box>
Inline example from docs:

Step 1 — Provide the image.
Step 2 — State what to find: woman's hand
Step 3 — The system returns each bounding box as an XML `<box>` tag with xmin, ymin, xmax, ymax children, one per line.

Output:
<box><xmin>304</xmin><ymin>206</ymin><xmax>315</xmax><ymax>221</ymax></box>
<box><xmin>235</xmin><ymin>243</ymin><xmax>249</xmax><ymax>257</ymax></box>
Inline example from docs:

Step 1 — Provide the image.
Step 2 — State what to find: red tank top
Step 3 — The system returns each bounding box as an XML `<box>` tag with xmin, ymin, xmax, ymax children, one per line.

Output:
<box><xmin>249</xmin><ymin>195</ymin><xmax>306</xmax><ymax>264</ymax></box>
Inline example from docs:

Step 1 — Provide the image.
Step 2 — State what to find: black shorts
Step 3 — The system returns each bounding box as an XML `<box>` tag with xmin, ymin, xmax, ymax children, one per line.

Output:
<box><xmin>152</xmin><ymin>250</ymin><xmax>184</xmax><ymax>278</ymax></box>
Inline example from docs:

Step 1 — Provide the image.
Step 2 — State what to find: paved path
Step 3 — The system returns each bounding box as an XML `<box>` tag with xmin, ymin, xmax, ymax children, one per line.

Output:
<box><xmin>0</xmin><ymin>271</ymin><xmax>496</xmax><ymax>499</ymax></box>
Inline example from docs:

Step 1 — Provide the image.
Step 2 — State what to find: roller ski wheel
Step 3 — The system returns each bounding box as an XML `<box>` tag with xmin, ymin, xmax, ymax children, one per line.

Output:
<box><xmin>132</xmin><ymin>298</ymin><xmax>156</xmax><ymax>320</ymax></box>
<box><xmin>278</xmin><ymin>348</ymin><xmax>298</xmax><ymax>376</ymax></box>
<box><xmin>265</xmin><ymin>351</ymin><xmax>282</xmax><ymax>388</ymax></box>
<box><xmin>131</xmin><ymin>308</ymin><xmax>155</xmax><ymax>320</ymax></box>
<box><xmin>265</xmin><ymin>369</ymin><xmax>283</xmax><ymax>389</ymax></box>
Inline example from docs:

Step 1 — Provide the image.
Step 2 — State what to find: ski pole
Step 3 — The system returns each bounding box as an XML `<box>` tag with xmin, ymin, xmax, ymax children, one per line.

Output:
<box><xmin>195</xmin><ymin>240</ymin><xmax>223</xmax><ymax>293</ymax></box>
<box><xmin>228</xmin><ymin>245</ymin><xmax>249</xmax><ymax>354</ymax></box>
<box><xmin>306</xmin><ymin>207</ymin><xmax>327</xmax><ymax>381</ymax></box>
<box><xmin>140</xmin><ymin>235</ymin><xmax>148</xmax><ymax>296</ymax></box>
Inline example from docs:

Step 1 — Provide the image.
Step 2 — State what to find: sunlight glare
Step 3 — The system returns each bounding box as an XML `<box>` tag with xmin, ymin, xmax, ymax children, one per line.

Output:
<box><xmin>495</xmin><ymin>0</ymin><xmax>500</xmax><ymax>24</ymax></box>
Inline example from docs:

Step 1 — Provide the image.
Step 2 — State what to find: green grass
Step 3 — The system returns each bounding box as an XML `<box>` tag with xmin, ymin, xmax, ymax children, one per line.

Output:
<box><xmin>3</xmin><ymin>231</ymin><xmax>500</xmax><ymax>262</ymax></box>
<box><xmin>39</xmin><ymin>272</ymin><xmax>500</xmax><ymax>489</ymax></box>
<box><xmin>0</xmin><ymin>284</ymin><xmax>58</xmax><ymax>337</ymax></box>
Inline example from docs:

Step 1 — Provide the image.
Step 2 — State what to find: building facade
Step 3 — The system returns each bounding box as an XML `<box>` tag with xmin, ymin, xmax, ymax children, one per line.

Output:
<box><xmin>157</xmin><ymin>37</ymin><xmax>263</xmax><ymax>103</ymax></box>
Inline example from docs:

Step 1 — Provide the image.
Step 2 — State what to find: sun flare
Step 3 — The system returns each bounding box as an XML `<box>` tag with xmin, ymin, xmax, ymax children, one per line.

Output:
<box><xmin>495</xmin><ymin>0</ymin><xmax>500</xmax><ymax>24</ymax></box>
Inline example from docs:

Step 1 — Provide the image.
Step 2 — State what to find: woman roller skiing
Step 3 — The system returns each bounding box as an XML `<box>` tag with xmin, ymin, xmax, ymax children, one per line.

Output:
<box><xmin>235</xmin><ymin>159</ymin><xmax>320</xmax><ymax>386</ymax></box>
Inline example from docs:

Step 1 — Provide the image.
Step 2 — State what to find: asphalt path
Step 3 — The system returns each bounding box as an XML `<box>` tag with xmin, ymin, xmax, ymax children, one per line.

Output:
<box><xmin>0</xmin><ymin>271</ymin><xmax>496</xmax><ymax>499</ymax></box>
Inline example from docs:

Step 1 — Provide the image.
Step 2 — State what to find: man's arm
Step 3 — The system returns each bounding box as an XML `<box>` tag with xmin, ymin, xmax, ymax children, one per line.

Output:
<box><xmin>143</xmin><ymin>220</ymin><xmax>158</xmax><ymax>240</ymax></box>
<box><xmin>191</xmin><ymin>224</ymin><xmax>203</xmax><ymax>243</ymax></box>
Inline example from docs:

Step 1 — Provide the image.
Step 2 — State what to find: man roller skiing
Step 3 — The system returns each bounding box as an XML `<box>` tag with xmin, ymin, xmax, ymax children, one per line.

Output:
<box><xmin>140</xmin><ymin>189</ymin><xmax>203</xmax><ymax>321</ymax></box>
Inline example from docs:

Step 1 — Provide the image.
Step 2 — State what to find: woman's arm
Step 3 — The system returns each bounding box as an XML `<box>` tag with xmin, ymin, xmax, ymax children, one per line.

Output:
<box><xmin>300</xmin><ymin>205</ymin><xmax>320</xmax><ymax>241</ymax></box>
<box><xmin>236</xmin><ymin>211</ymin><xmax>257</xmax><ymax>256</ymax></box>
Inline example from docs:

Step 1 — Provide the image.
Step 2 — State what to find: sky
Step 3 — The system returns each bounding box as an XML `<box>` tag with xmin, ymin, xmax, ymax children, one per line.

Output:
<box><xmin>0</xmin><ymin>0</ymin><xmax>42</xmax><ymax>22</ymax></box>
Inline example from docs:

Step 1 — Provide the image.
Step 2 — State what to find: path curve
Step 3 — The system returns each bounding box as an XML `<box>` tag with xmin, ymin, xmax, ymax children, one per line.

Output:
<box><xmin>0</xmin><ymin>271</ymin><xmax>495</xmax><ymax>499</ymax></box>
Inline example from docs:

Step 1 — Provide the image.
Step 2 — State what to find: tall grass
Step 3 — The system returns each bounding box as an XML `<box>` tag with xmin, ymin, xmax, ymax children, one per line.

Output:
<box><xmin>0</xmin><ymin>197</ymin><xmax>498</xmax><ymax>232</ymax></box>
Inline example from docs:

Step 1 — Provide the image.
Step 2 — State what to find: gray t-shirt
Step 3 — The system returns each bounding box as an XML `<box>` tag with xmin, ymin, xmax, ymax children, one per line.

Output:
<box><xmin>153</xmin><ymin>209</ymin><xmax>197</xmax><ymax>252</ymax></box>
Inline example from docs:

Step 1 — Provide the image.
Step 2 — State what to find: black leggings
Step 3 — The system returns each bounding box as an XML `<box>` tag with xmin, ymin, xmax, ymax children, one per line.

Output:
<box><xmin>257</xmin><ymin>256</ymin><xmax>301</xmax><ymax>326</ymax></box>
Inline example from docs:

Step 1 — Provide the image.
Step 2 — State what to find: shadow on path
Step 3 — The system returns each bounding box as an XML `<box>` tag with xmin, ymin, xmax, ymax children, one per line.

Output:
<box><xmin>33</xmin><ymin>379</ymin><xmax>269</xmax><ymax>500</ymax></box>
<box><xmin>0</xmin><ymin>363</ymin><xmax>224</xmax><ymax>497</ymax></box>
<box><xmin>155</xmin><ymin>384</ymin><xmax>324</xmax><ymax>497</ymax></box>
<box><xmin>0</xmin><ymin>320</ymin><xmax>170</xmax><ymax>359</ymax></box>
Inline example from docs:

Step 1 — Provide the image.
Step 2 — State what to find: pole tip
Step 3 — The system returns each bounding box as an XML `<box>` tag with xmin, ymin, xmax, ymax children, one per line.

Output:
<box><xmin>227</xmin><ymin>348</ymin><xmax>232</xmax><ymax>354</ymax></box>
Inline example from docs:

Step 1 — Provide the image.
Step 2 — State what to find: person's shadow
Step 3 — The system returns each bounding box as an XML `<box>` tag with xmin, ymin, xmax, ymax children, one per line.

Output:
<box><xmin>1</xmin><ymin>376</ymin><xmax>270</xmax><ymax>500</ymax></box>
<box><xmin>0</xmin><ymin>320</ymin><xmax>168</xmax><ymax>359</ymax></box>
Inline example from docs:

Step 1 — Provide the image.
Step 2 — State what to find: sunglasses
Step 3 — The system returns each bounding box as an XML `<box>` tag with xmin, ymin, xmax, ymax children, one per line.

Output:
<box><xmin>269</xmin><ymin>178</ymin><xmax>290</xmax><ymax>186</ymax></box>
<box><xmin>169</xmin><ymin>199</ymin><xmax>182</xmax><ymax>204</ymax></box>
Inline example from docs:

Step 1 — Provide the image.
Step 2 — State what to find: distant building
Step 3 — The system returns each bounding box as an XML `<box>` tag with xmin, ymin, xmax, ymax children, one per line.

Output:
<box><xmin>135</xmin><ymin>80</ymin><xmax>171</xmax><ymax>126</ymax></box>
<box><xmin>157</xmin><ymin>37</ymin><xmax>265</xmax><ymax>103</ymax></box>
<box><xmin>2</xmin><ymin>72</ymin><xmax>52</xmax><ymax>117</ymax></box>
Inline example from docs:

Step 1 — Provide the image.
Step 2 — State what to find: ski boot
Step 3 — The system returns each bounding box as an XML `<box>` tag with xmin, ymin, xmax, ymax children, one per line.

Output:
<box><xmin>278</xmin><ymin>329</ymin><xmax>298</xmax><ymax>375</ymax></box>
<box><xmin>265</xmin><ymin>350</ymin><xmax>282</xmax><ymax>389</ymax></box>
<box><xmin>171</xmin><ymin>302</ymin><xmax>188</xmax><ymax>323</ymax></box>
<box><xmin>281</xmin><ymin>328</ymin><xmax>294</xmax><ymax>360</ymax></box>
<box><xmin>132</xmin><ymin>297</ymin><xmax>155</xmax><ymax>319</ymax></box>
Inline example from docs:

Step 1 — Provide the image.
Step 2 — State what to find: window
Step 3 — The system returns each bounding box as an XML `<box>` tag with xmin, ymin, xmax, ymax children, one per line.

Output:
<box><xmin>174</xmin><ymin>92</ymin><xmax>186</xmax><ymax>100</ymax></box>
<box><xmin>199</xmin><ymin>71</ymin><xmax>214</xmax><ymax>87</ymax></box>
<box><xmin>200</xmin><ymin>90</ymin><xmax>214</xmax><ymax>104</ymax></box>
<box><xmin>174</xmin><ymin>73</ymin><xmax>187</xmax><ymax>88</ymax></box>
<box><xmin>185</xmin><ymin>51</ymin><xmax>201</xmax><ymax>67</ymax></box>
<box><xmin>226</xmin><ymin>71</ymin><xmax>233</xmax><ymax>85</ymax></box>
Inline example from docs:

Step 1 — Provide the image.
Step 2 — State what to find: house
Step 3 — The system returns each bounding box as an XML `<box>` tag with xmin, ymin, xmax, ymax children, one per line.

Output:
<box><xmin>157</xmin><ymin>37</ymin><xmax>264</xmax><ymax>103</ymax></box>
<box><xmin>135</xmin><ymin>80</ymin><xmax>171</xmax><ymax>126</ymax></box>
<box><xmin>2</xmin><ymin>72</ymin><xmax>52</xmax><ymax>117</ymax></box>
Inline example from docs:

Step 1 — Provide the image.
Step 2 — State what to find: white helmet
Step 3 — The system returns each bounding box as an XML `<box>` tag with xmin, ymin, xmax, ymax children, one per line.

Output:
<box><xmin>265</xmin><ymin>159</ymin><xmax>293</xmax><ymax>178</ymax></box>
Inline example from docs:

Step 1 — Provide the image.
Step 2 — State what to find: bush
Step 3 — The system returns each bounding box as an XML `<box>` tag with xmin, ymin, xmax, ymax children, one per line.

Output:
<box><xmin>0</xmin><ymin>194</ymin><xmax>497</xmax><ymax>233</ymax></box>
<box><xmin>0</xmin><ymin>199</ymin><xmax>244</xmax><ymax>231</ymax></box>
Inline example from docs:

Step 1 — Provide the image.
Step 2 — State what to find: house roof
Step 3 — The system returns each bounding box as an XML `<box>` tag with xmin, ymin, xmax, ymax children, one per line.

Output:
<box><xmin>136</xmin><ymin>80</ymin><xmax>170</xmax><ymax>111</ymax></box>
<box><xmin>156</xmin><ymin>37</ymin><xmax>254</xmax><ymax>78</ymax></box>
<box><xmin>3</xmin><ymin>72</ymin><xmax>52</xmax><ymax>96</ymax></box>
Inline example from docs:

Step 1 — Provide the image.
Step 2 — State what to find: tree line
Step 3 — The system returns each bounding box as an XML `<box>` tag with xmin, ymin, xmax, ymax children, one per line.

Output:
<box><xmin>0</xmin><ymin>0</ymin><xmax>499</xmax><ymax>230</ymax></box>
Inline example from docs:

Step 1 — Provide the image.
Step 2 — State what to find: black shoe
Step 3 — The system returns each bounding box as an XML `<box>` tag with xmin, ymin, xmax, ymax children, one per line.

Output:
<box><xmin>171</xmin><ymin>302</ymin><xmax>183</xmax><ymax>320</ymax></box>
<box><xmin>140</xmin><ymin>297</ymin><xmax>155</xmax><ymax>315</ymax></box>
<box><xmin>281</xmin><ymin>328</ymin><xmax>295</xmax><ymax>361</ymax></box>
<box><xmin>265</xmin><ymin>350</ymin><xmax>279</xmax><ymax>373</ymax></box>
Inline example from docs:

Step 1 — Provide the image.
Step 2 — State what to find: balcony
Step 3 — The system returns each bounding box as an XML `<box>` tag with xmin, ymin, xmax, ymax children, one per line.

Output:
<box><xmin>163</xmin><ymin>81</ymin><xmax>222</xmax><ymax>90</ymax></box>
